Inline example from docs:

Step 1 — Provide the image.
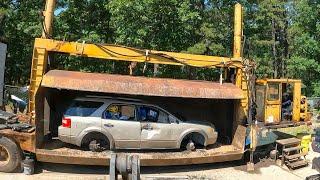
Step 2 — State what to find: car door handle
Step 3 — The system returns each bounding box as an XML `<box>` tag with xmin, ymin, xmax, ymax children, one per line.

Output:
<box><xmin>142</xmin><ymin>124</ymin><xmax>153</xmax><ymax>130</ymax></box>
<box><xmin>104</xmin><ymin>123</ymin><xmax>114</xmax><ymax>128</ymax></box>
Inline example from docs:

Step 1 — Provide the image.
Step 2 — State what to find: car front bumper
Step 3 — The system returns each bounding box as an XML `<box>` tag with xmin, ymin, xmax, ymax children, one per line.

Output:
<box><xmin>206</xmin><ymin>131</ymin><xmax>218</xmax><ymax>146</ymax></box>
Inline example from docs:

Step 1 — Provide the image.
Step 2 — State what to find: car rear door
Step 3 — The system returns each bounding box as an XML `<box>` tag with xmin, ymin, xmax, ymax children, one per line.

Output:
<box><xmin>101</xmin><ymin>104</ymin><xmax>141</xmax><ymax>149</ymax></box>
<box><xmin>138</xmin><ymin>106</ymin><xmax>181</xmax><ymax>149</ymax></box>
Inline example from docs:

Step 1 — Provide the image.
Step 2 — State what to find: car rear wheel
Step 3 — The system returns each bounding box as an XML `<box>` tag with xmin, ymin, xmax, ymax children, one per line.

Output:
<box><xmin>82</xmin><ymin>132</ymin><xmax>110</xmax><ymax>152</ymax></box>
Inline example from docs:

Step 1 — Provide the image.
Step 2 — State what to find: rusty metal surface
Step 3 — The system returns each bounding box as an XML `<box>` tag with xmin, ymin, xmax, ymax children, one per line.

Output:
<box><xmin>231</xmin><ymin>125</ymin><xmax>246</xmax><ymax>150</ymax></box>
<box><xmin>36</xmin><ymin>125</ymin><xmax>246</xmax><ymax>166</ymax></box>
<box><xmin>41</xmin><ymin>70</ymin><xmax>243</xmax><ymax>99</ymax></box>
<box><xmin>36</xmin><ymin>143</ymin><xmax>243</xmax><ymax>166</ymax></box>
<box><xmin>0</xmin><ymin>129</ymin><xmax>36</xmax><ymax>152</ymax></box>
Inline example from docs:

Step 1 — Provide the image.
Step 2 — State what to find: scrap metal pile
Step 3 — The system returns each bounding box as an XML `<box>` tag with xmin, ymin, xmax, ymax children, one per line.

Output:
<box><xmin>0</xmin><ymin>110</ymin><xmax>35</xmax><ymax>133</ymax></box>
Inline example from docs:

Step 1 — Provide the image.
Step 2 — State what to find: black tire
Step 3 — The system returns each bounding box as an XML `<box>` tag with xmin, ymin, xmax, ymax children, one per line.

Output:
<box><xmin>0</xmin><ymin>136</ymin><xmax>22</xmax><ymax>172</ymax></box>
<box><xmin>180</xmin><ymin>133</ymin><xmax>205</xmax><ymax>150</ymax></box>
<box><xmin>82</xmin><ymin>132</ymin><xmax>110</xmax><ymax>152</ymax></box>
<box><xmin>180</xmin><ymin>137</ymin><xmax>189</xmax><ymax>150</ymax></box>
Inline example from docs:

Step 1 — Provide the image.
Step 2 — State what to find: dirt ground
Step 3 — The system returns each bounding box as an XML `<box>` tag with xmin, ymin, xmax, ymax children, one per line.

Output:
<box><xmin>0</xmin><ymin>147</ymin><xmax>318</xmax><ymax>180</ymax></box>
<box><xmin>1</xmin><ymin>117</ymin><xmax>320</xmax><ymax>179</ymax></box>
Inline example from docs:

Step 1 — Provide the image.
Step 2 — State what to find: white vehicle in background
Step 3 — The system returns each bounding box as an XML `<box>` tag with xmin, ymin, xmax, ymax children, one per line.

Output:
<box><xmin>58</xmin><ymin>97</ymin><xmax>218</xmax><ymax>152</ymax></box>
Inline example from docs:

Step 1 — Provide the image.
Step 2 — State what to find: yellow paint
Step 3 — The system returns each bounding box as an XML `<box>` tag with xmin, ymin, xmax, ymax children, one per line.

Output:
<box><xmin>300</xmin><ymin>96</ymin><xmax>308</xmax><ymax>121</ymax></box>
<box><xmin>292</xmin><ymin>82</ymin><xmax>301</xmax><ymax>122</ymax></box>
<box><xmin>233</xmin><ymin>4</ymin><xmax>248</xmax><ymax>125</ymax></box>
<box><xmin>33</xmin><ymin>38</ymin><xmax>242</xmax><ymax>68</ymax></box>
<box><xmin>28</xmin><ymin>48</ymin><xmax>48</xmax><ymax>114</ymax></box>
<box><xmin>255</xmin><ymin>79</ymin><xmax>308</xmax><ymax>124</ymax></box>
<box><xmin>233</xmin><ymin>3</ymin><xmax>243</xmax><ymax>59</ymax></box>
<box><xmin>300</xmin><ymin>134</ymin><xmax>311</xmax><ymax>153</ymax></box>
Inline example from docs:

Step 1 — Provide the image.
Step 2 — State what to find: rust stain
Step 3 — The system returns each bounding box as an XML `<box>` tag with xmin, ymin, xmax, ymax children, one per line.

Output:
<box><xmin>41</xmin><ymin>70</ymin><xmax>243</xmax><ymax>99</ymax></box>
<box><xmin>0</xmin><ymin>129</ymin><xmax>36</xmax><ymax>152</ymax></box>
<box><xmin>35</xmin><ymin>125</ymin><xmax>246</xmax><ymax>166</ymax></box>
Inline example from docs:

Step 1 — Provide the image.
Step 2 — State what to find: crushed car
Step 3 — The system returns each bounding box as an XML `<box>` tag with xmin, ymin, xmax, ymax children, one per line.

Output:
<box><xmin>58</xmin><ymin>96</ymin><xmax>218</xmax><ymax>152</ymax></box>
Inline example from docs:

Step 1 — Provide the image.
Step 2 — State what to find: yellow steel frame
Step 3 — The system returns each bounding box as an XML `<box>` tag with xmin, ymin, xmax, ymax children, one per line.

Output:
<box><xmin>28</xmin><ymin>3</ymin><xmax>248</xmax><ymax>126</ymax></box>
<box><xmin>33</xmin><ymin>38</ymin><xmax>243</xmax><ymax>67</ymax></box>
<box><xmin>28</xmin><ymin>38</ymin><xmax>245</xmax><ymax>112</ymax></box>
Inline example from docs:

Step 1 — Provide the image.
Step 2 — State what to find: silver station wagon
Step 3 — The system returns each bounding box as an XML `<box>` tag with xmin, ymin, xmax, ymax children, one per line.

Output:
<box><xmin>58</xmin><ymin>97</ymin><xmax>218</xmax><ymax>152</ymax></box>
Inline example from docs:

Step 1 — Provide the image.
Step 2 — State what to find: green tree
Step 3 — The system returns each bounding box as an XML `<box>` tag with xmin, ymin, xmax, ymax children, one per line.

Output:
<box><xmin>52</xmin><ymin>0</ymin><xmax>115</xmax><ymax>74</ymax></box>
<box><xmin>287</xmin><ymin>0</ymin><xmax>320</xmax><ymax>96</ymax></box>
<box><xmin>244</xmin><ymin>0</ymin><xmax>290</xmax><ymax>78</ymax></box>
<box><xmin>1</xmin><ymin>0</ymin><xmax>320</xmax><ymax>98</ymax></box>
<box><xmin>0</xmin><ymin>0</ymin><xmax>11</xmax><ymax>42</ymax></box>
<box><xmin>108</xmin><ymin>0</ymin><xmax>204</xmax><ymax>78</ymax></box>
<box><xmin>2</xmin><ymin>0</ymin><xmax>43</xmax><ymax>84</ymax></box>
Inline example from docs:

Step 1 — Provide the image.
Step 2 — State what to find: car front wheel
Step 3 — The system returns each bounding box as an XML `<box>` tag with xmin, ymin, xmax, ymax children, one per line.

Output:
<box><xmin>180</xmin><ymin>132</ymin><xmax>205</xmax><ymax>151</ymax></box>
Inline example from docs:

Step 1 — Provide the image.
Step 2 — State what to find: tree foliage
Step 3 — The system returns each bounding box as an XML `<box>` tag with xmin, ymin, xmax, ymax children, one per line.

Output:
<box><xmin>1</xmin><ymin>0</ymin><xmax>320</xmax><ymax>96</ymax></box>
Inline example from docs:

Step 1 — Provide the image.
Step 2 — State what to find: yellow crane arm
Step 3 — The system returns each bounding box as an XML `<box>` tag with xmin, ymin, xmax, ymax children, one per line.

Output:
<box><xmin>29</xmin><ymin>38</ymin><xmax>243</xmax><ymax>114</ymax></box>
<box><xmin>33</xmin><ymin>38</ymin><xmax>243</xmax><ymax>68</ymax></box>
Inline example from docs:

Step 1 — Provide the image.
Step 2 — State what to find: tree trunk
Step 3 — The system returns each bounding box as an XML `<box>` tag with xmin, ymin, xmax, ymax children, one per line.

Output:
<box><xmin>282</xmin><ymin>12</ymin><xmax>289</xmax><ymax>78</ymax></box>
<box><xmin>272</xmin><ymin>18</ymin><xmax>278</xmax><ymax>78</ymax></box>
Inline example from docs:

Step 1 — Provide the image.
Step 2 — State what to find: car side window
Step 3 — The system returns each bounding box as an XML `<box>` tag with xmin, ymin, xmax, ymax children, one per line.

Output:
<box><xmin>137</xmin><ymin>106</ymin><xmax>169</xmax><ymax>123</ymax></box>
<box><xmin>65</xmin><ymin>100</ymin><xmax>103</xmax><ymax>117</ymax></box>
<box><xmin>103</xmin><ymin>104</ymin><xmax>136</xmax><ymax>121</ymax></box>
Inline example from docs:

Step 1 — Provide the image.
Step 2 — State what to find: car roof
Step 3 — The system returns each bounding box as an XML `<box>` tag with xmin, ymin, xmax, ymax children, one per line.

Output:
<box><xmin>72</xmin><ymin>96</ymin><xmax>172</xmax><ymax>113</ymax></box>
<box><xmin>72</xmin><ymin>96</ymin><xmax>148</xmax><ymax>105</ymax></box>
<box><xmin>68</xmin><ymin>96</ymin><xmax>180</xmax><ymax>120</ymax></box>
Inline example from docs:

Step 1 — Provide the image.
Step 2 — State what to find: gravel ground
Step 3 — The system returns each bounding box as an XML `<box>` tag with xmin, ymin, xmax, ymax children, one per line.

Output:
<box><xmin>1</xmin><ymin>121</ymin><xmax>319</xmax><ymax>180</ymax></box>
<box><xmin>0</xmin><ymin>148</ymin><xmax>318</xmax><ymax>180</ymax></box>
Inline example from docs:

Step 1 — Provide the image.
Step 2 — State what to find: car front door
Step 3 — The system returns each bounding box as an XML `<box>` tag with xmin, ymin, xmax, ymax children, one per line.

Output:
<box><xmin>138</xmin><ymin>106</ymin><xmax>180</xmax><ymax>149</ymax></box>
<box><xmin>101</xmin><ymin>104</ymin><xmax>141</xmax><ymax>149</ymax></box>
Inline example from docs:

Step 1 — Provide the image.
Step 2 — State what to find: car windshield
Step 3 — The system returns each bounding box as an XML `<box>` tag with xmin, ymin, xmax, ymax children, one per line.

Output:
<box><xmin>170</xmin><ymin>111</ymin><xmax>186</xmax><ymax>122</ymax></box>
<box><xmin>65</xmin><ymin>100</ymin><xmax>103</xmax><ymax>117</ymax></box>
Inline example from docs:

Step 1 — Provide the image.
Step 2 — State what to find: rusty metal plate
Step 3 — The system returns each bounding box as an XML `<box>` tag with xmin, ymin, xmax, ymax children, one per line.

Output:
<box><xmin>41</xmin><ymin>70</ymin><xmax>243</xmax><ymax>99</ymax></box>
<box><xmin>35</xmin><ymin>143</ymin><xmax>242</xmax><ymax>166</ymax></box>
<box><xmin>0</xmin><ymin>129</ymin><xmax>36</xmax><ymax>152</ymax></box>
<box><xmin>36</xmin><ymin>125</ymin><xmax>246</xmax><ymax>166</ymax></box>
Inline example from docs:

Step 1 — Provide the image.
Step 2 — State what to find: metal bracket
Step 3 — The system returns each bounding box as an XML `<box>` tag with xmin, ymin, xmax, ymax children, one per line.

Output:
<box><xmin>75</xmin><ymin>41</ymin><xmax>85</xmax><ymax>55</ymax></box>
<box><xmin>110</xmin><ymin>153</ymin><xmax>140</xmax><ymax>180</ymax></box>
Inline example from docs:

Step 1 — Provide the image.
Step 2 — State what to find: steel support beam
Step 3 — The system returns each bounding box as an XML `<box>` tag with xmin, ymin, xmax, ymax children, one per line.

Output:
<box><xmin>0</xmin><ymin>43</ymin><xmax>7</xmax><ymax>107</ymax></box>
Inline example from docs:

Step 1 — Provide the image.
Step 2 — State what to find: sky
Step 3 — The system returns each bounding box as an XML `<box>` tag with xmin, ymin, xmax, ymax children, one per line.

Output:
<box><xmin>54</xmin><ymin>7</ymin><xmax>66</xmax><ymax>16</ymax></box>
